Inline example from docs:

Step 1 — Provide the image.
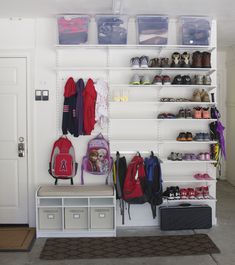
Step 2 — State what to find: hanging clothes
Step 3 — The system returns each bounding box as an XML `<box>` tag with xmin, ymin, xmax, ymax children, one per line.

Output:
<box><xmin>83</xmin><ymin>78</ymin><xmax>97</xmax><ymax>135</ymax></box>
<box><xmin>94</xmin><ymin>79</ymin><xmax>109</xmax><ymax>129</ymax></box>
<box><xmin>62</xmin><ymin>77</ymin><xmax>77</xmax><ymax>136</ymax></box>
<box><xmin>74</xmin><ymin>78</ymin><xmax>85</xmax><ymax>137</ymax></box>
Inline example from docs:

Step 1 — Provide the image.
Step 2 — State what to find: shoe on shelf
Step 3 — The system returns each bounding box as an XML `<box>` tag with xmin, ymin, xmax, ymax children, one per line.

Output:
<box><xmin>130</xmin><ymin>57</ymin><xmax>140</xmax><ymax>68</ymax></box>
<box><xmin>172</xmin><ymin>75</ymin><xmax>183</xmax><ymax>85</ymax></box>
<box><xmin>149</xmin><ymin>58</ymin><xmax>160</xmax><ymax>68</ymax></box>
<box><xmin>195</xmin><ymin>187</ymin><xmax>204</xmax><ymax>199</ymax></box>
<box><xmin>176</xmin><ymin>153</ymin><xmax>183</xmax><ymax>161</ymax></box>
<box><xmin>187</xmin><ymin>188</ymin><xmax>196</xmax><ymax>199</ymax></box>
<box><xmin>194</xmin><ymin>173</ymin><xmax>203</xmax><ymax>180</ymax></box>
<box><xmin>202</xmin><ymin>107</ymin><xmax>211</xmax><ymax>119</ymax></box>
<box><xmin>130</xmin><ymin>74</ymin><xmax>140</xmax><ymax>85</ymax></box>
<box><xmin>163</xmin><ymin>187</ymin><xmax>175</xmax><ymax>200</ymax></box>
<box><xmin>185</xmin><ymin>108</ymin><xmax>192</xmax><ymax>119</ymax></box>
<box><xmin>166</xmin><ymin>113</ymin><xmax>176</xmax><ymax>119</ymax></box>
<box><xmin>192</xmin><ymin>89</ymin><xmax>202</xmax><ymax>102</ymax></box>
<box><xmin>194</xmin><ymin>75</ymin><xmax>204</xmax><ymax>85</ymax></box>
<box><xmin>203</xmin><ymin>173</ymin><xmax>212</xmax><ymax>180</ymax></box>
<box><xmin>203</xmin><ymin>75</ymin><xmax>212</xmax><ymax>85</ymax></box>
<box><xmin>177</xmin><ymin>108</ymin><xmax>185</xmax><ymax>118</ymax></box>
<box><xmin>140</xmin><ymin>55</ymin><xmax>149</xmax><ymax>68</ymax></box>
<box><xmin>186</xmin><ymin>132</ymin><xmax>193</xmax><ymax>141</ymax></box>
<box><xmin>162</xmin><ymin>75</ymin><xmax>171</xmax><ymax>85</ymax></box>
<box><xmin>173</xmin><ymin>186</ymin><xmax>180</xmax><ymax>200</ymax></box>
<box><xmin>158</xmin><ymin>113</ymin><xmax>167</xmax><ymax>119</ymax></box>
<box><xmin>194</xmin><ymin>107</ymin><xmax>202</xmax><ymax>118</ymax></box>
<box><xmin>177</xmin><ymin>132</ymin><xmax>186</xmax><ymax>141</ymax></box>
<box><xmin>201</xmin><ymin>89</ymin><xmax>210</xmax><ymax>102</ymax></box>
<box><xmin>192</xmin><ymin>51</ymin><xmax>202</xmax><ymax>68</ymax></box>
<box><xmin>183</xmin><ymin>153</ymin><xmax>191</xmax><ymax>161</ymax></box>
<box><xmin>161</xmin><ymin>58</ymin><xmax>170</xmax><ymax>67</ymax></box>
<box><xmin>190</xmin><ymin>153</ymin><xmax>197</xmax><ymax>160</ymax></box>
<box><xmin>197</xmin><ymin>153</ymin><xmax>206</xmax><ymax>160</ymax></box>
<box><xmin>180</xmin><ymin>188</ymin><xmax>188</xmax><ymax>199</ymax></box>
<box><xmin>181</xmin><ymin>52</ymin><xmax>191</xmax><ymax>67</ymax></box>
<box><xmin>194</xmin><ymin>132</ymin><xmax>204</xmax><ymax>141</ymax></box>
<box><xmin>140</xmin><ymin>75</ymin><xmax>151</xmax><ymax>85</ymax></box>
<box><xmin>202</xmin><ymin>52</ymin><xmax>211</xmax><ymax>68</ymax></box>
<box><xmin>204</xmin><ymin>152</ymin><xmax>211</xmax><ymax>160</ymax></box>
<box><xmin>202</xmin><ymin>186</ymin><xmax>210</xmax><ymax>199</ymax></box>
<box><xmin>152</xmin><ymin>75</ymin><xmax>162</xmax><ymax>85</ymax></box>
<box><xmin>167</xmin><ymin>152</ymin><xmax>177</xmax><ymax>161</ymax></box>
<box><xmin>203</xmin><ymin>133</ymin><xmax>211</xmax><ymax>141</ymax></box>
<box><xmin>182</xmin><ymin>75</ymin><xmax>192</xmax><ymax>85</ymax></box>
<box><xmin>171</xmin><ymin>52</ymin><xmax>181</xmax><ymax>67</ymax></box>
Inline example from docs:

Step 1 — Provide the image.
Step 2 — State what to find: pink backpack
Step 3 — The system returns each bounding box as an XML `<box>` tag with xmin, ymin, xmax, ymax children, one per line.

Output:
<box><xmin>48</xmin><ymin>136</ymin><xmax>78</xmax><ymax>185</ymax></box>
<box><xmin>81</xmin><ymin>133</ymin><xmax>113</xmax><ymax>184</ymax></box>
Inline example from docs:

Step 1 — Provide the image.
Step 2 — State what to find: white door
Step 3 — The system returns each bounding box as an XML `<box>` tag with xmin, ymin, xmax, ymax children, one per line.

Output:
<box><xmin>0</xmin><ymin>57</ymin><xmax>28</xmax><ymax>224</ymax></box>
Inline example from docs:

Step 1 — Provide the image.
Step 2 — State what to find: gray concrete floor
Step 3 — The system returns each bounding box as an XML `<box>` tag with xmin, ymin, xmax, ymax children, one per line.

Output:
<box><xmin>0</xmin><ymin>180</ymin><xmax>234</xmax><ymax>265</ymax></box>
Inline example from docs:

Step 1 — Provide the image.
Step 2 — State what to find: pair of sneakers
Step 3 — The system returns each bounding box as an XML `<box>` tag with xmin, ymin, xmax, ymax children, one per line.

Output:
<box><xmin>130</xmin><ymin>56</ymin><xmax>149</xmax><ymax>68</ymax></box>
<box><xmin>194</xmin><ymin>107</ymin><xmax>211</xmax><ymax>118</ymax></box>
<box><xmin>194</xmin><ymin>133</ymin><xmax>211</xmax><ymax>141</ymax></box>
<box><xmin>192</xmin><ymin>89</ymin><xmax>210</xmax><ymax>102</ymax></box>
<box><xmin>177</xmin><ymin>108</ymin><xmax>192</xmax><ymax>119</ymax></box>
<box><xmin>194</xmin><ymin>75</ymin><xmax>211</xmax><ymax>85</ymax></box>
<box><xmin>177</xmin><ymin>132</ymin><xmax>193</xmax><ymax>141</ymax></box>
<box><xmin>152</xmin><ymin>75</ymin><xmax>171</xmax><ymax>85</ymax></box>
<box><xmin>172</xmin><ymin>75</ymin><xmax>191</xmax><ymax>85</ymax></box>
<box><xmin>180</xmin><ymin>187</ymin><xmax>210</xmax><ymax>200</ymax></box>
<box><xmin>197</xmin><ymin>152</ymin><xmax>211</xmax><ymax>160</ymax></box>
<box><xmin>163</xmin><ymin>186</ymin><xmax>180</xmax><ymax>200</ymax></box>
<box><xmin>167</xmin><ymin>152</ymin><xmax>183</xmax><ymax>161</ymax></box>
<box><xmin>130</xmin><ymin>74</ymin><xmax>150</xmax><ymax>85</ymax></box>
<box><xmin>194</xmin><ymin>173</ymin><xmax>213</xmax><ymax>180</ymax></box>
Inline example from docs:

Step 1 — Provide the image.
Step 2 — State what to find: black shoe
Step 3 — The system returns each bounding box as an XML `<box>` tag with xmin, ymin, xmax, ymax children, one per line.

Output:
<box><xmin>163</xmin><ymin>187</ymin><xmax>175</xmax><ymax>200</ymax></box>
<box><xmin>172</xmin><ymin>75</ymin><xmax>182</xmax><ymax>85</ymax></box>
<box><xmin>173</xmin><ymin>186</ymin><xmax>180</xmax><ymax>199</ymax></box>
<box><xmin>182</xmin><ymin>75</ymin><xmax>192</xmax><ymax>85</ymax></box>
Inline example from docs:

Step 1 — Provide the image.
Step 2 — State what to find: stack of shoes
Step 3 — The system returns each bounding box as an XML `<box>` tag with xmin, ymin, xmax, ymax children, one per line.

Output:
<box><xmin>130</xmin><ymin>56</ymin><xmax>149</xmax><ymax>68</ymax></box>
<box><xmin>130</xmin><ymin>74</ymin><xmax>151</xmax><ymax>85</ymax></box>
<box><xmin>167</xmin><ymin>152</ymin><xmax>183</xmax><ymax>161</ymax></box>
<box><xmin>172</xmin><ymin>75</ymin><xmax>192</xmax><ymax>85</ymax></box>
<box><xmin>192</xmin><ymin>89</ymin><xmax>210</xmax><ymax>102</ymax></box>
<box><xmin>193</xmin><ymin>107</ymin><xmax>211</xmax><ymax>119</ymax></box>
<box><xmin>177</xmin><ymin>132</ymin><xmax>193</xmax><ymax>141</ymax></box>
<box><xmin>194</xmin><ymin>75</ymin><xmax>211</xmax><ymax>85</ymax></box>
<box><xmin>192</xmin><ymin>51</ymin><xmax>211</xmax><ymax>68</ymax></box>
<box><xmin>194</xmin><ymin>132</ymin><xmax>211</xmax><ymax>141</ymax></box>
<box><xmin>163</xmin><ymin>186</ymin><xmax>180</xmax><ymax>200</ymax></box>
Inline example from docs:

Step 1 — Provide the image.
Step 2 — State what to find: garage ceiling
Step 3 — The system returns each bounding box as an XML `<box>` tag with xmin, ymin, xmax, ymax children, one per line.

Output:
<box><xmin>0</xmin><ymin>0</ymin><xmax>234</xmax><ymax>47</ymax></box>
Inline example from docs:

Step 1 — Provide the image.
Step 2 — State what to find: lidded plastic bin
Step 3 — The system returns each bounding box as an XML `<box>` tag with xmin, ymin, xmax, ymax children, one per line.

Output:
<box><xmin>57</xmin><ymin>15</ymin><xmax>90</xmax><ymax>45</ymax></box>
<box><xmin>96</xmin><ymin>15</ymin><xmax>128</xmax><ymax>44</ymax></box>
<box><xmin>137</xmin><ymin>15</ymin><xmax>168</xmax><ymax>45</ymax></box>
<box><xmin>180</xmin><ymin>16</ymin><xmax>211</xmax><ymax>45</ymax></box>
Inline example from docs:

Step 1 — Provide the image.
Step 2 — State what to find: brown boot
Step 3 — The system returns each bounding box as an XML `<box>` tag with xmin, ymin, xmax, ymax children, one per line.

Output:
<box><xmin>192</xmin><ymin>51</ymin><xmax>202</xmax><ymax>68</ymax></box>
<box><xmin>202</xmin><ymin>52</ymin><xmax>211</xmax><ymax>68</ymax></box>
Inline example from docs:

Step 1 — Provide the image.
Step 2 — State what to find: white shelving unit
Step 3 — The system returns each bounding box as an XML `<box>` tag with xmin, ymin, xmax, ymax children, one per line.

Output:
<box><xmin>54</xmin><ymin>18</ymin><xmax>218</xmax><ymax>227</ymax></box>
<box><xmin>36</xmin><ymin>186</ymin><xmax>116</xmax><ymax>238</ymax></box>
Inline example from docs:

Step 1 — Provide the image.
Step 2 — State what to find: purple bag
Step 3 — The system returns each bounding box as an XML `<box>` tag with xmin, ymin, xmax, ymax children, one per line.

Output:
<box><xmin>81</xmin><ymin>133</ymin><xmax>113</xmax><ymax>184</ymax></box>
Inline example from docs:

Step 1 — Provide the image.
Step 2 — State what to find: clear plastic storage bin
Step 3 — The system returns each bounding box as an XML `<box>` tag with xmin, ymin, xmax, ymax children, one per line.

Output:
<box><xmin>57</xmin><ymin>15</ymin><xmax>90</xmax><ymax>45</ymax></box>
<box><xmin>137</xmin><ymin>15</ymin><xmax>168</xmax><ymax>45</ymax></box>
<box><xmin>180</xmin><ymin>16</ymin><xmax>211</xmax><ymax>46</ymax></box>
<box><xmin>96</xmin><ymin>15</ymin><xmax>128</xmax><ymax>44</ymax></box>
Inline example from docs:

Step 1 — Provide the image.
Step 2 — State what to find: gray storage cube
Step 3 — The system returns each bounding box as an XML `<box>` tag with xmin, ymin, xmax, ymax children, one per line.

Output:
<box><xmin>65</xmin><ymin>207</ymin><xmax>88</xmax><ymax>230</ymax></box>
<box><xmin>91</xmin><ymin>207</ymin><xmax>114</xmax><ymax>229</ymax></box>
<box><xmin>38</xmin><ymin>208</ymin><xmax>62</xmax><ymax>230</ymax></box>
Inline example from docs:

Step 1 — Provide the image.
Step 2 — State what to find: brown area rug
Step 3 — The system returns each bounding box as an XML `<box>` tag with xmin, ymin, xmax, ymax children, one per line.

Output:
<box><xmin>0</xmin><ymin>227</ymin><xmax>35</xmax><ymax>252</ymax></box>
<box><xmin>40</xmin><ymin>234</ymin><xmax>220</xmax><ymax>260</ymax></box>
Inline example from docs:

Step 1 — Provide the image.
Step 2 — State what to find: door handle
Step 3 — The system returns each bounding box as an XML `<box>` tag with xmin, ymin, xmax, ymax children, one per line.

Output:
<box><xmin>18</xmin><ymin>143</ymin><xmax>25</xmax><ymax>157</ymax></box>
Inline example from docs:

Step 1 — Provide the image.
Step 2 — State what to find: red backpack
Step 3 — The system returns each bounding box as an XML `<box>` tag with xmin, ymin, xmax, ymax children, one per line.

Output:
<box><xmin>123</xmin><ymin>155</ymin><xmax>147</xmax><ymax>204</ymax></box>
<box><xmin>48</xmin><ymin>136</ymin><xmax>78</xmax><ymax>185</ymax></box>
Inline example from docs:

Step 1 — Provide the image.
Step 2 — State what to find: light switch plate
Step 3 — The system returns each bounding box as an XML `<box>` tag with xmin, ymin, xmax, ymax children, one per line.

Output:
<box><xmin>35</xmin><ymin>90</ymin><xmax>42</xmax><ymax>101</ymax></box>
<box><xmin>42</xmin><ymin>90</ymin><xmax>49</xmax><ymax>101</ymax></box>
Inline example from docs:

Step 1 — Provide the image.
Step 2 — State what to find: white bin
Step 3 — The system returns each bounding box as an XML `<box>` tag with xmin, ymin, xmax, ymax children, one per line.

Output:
<box><xmin>64</xmin><ymin>207</ymin><xmax>88</xmax><ymax>230</ymax></box>
<box><xmin>91</xmin><ymin>207</ymin><xmax>114</xmax><ymax>229</ymax></box>
<box><xmin>38</xmin><ymin>208</ymin><xmax>62</xmax><ymax>230</ymax></box>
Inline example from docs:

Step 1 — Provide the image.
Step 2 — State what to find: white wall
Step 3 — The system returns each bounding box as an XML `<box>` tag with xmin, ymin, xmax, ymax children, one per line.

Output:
<box><xmin>0</xmin><ymin>17</ymin><xmax>228</xmax><ymax>226</ymax></box>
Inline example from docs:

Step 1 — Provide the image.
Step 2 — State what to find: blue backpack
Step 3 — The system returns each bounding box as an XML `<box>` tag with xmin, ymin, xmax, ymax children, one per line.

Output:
<box><xmin>144</xmin><ymin>153</ymin><xmax>163</xmax><ymax>218</ymax></box>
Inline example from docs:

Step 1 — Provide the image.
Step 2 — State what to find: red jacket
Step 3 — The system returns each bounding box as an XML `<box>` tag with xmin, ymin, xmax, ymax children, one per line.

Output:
<box><xmin>83</xmin><ymin>78</ymin><xmax>97</xmax><ymax>135</ymax></box>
